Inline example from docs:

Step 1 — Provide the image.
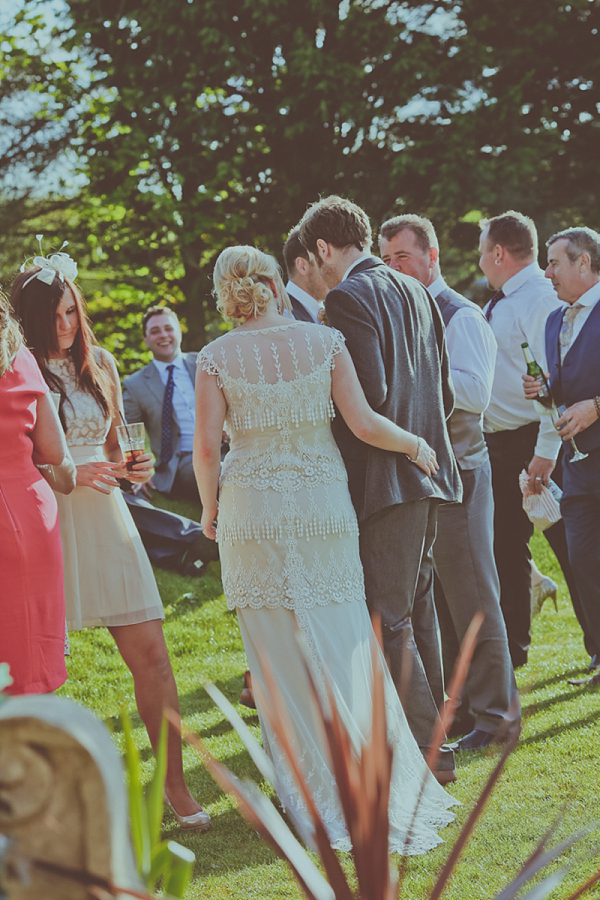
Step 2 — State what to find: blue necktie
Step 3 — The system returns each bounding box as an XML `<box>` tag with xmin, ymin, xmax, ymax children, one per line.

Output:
<box><xmin>160</xmin><ymin>364</ymin><xmax>175</xmax><ymax>463</ymax></box>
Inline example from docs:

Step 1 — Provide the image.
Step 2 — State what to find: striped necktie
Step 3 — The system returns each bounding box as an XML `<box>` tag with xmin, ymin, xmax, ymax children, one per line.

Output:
<box><xmin>485</xmin><ymin>289</ymin><xmax>505</xmax><ymax>322</ymax></box>
<box><xmin>160</xmin><ymin>364</ymin><xmax>176</xmax><ymax>463</ymax></box>
<box><xmin>559</xmin><ymin>302</ymin><xmax>584</xmax><ymax>361</ymax></box>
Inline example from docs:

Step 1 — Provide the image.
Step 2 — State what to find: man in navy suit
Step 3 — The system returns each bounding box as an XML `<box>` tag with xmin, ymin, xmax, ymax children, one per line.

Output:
<box><xmin>298</xmin><ymin>195</ymin><xmax>462</xmax><ymax>782</ymax></box>
<box><xmin>526</xmin><ymin>227</ymin><xmax>600</xmax><ymax>682</ymax></box>
<box><xmin>283</xmin><ymin>227</ymin><xmax>328</xmax><ymax>322</ymax></box>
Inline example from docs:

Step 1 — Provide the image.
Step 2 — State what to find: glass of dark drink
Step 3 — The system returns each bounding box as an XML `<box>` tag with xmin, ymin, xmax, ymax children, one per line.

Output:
<box><xmin>116</xmin><ymin>423</ymin><xmax>146</xmax><ymax>471</ymax></box>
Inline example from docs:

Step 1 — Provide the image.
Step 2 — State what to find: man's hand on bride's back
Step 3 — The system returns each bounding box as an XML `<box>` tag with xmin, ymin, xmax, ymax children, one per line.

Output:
<box><xmin>411</xmin><ymin>439</ymin><xmax>439</xmax><ymax>477</ymax></box>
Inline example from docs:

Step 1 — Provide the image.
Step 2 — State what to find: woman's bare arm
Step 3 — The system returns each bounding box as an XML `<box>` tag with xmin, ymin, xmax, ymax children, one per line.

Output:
<box><xmin>194</xmin><ymin>366</ymin><xmax>227</xmax><ymax>539</ymax></box>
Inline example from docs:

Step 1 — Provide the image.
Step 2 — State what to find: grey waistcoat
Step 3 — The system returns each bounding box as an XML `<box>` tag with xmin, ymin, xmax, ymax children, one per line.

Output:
<box><xmin>436</xmin><ymin>288</ymin><xmax>489</xmax><ymax>471</ymax></box>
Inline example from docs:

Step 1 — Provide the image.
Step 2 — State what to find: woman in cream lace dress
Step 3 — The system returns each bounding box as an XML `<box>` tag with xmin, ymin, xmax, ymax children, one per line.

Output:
<box><xmin>194</xmin><ymin>246</ymin><xmax>457</xmax><ymax>854</ymax></box>
<box><xmin>10</xmin><ymin>261</ymin><xmax>210</xmax><ymax>830</ymax></box>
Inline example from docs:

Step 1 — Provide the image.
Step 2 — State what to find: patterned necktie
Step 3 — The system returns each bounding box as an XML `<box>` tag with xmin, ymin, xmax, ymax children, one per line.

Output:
<box><xmin>559</xmin><ymin>302</ymin><xmax>584</xmax><ymax>361</ymax></box>
<box><xmin>160</xmin><ymin>364</ymin><xmax>175</xmax><ymax>463</ymax></box>
<box><xmin>484</xmin><ymin>289</ymin><xmax>505</xmax><ymax>322</ymax></box>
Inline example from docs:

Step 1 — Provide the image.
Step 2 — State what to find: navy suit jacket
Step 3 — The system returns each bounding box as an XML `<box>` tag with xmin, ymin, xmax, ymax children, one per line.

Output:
<box><xmin>325</xmin><ymin>256</ymin><xmax>461</xmax><ymax>522</ymax></box>
<box><xmin>546</xmin><ymin>300</ymin><xmax>600</xmax><ymax>458</ymax></box>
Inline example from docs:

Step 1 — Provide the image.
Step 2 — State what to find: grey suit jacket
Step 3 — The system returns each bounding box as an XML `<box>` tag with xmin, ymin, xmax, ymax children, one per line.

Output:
<box><xmin>122</xmin><ymin>352</ymin><xmax>197</xmax><ymax>493</ymax></box>
<box><xmin>325</xmin><ymin>256</ymin><xmax>461</xmax><ymax>523</ymax></box>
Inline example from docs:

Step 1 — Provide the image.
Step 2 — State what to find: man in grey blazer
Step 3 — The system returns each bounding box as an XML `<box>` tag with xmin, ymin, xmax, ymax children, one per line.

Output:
<box><xmin>123</xmin><ymin>307</ymin><xmax>199</xmax><ymax>499</ymax></box>
<box><xmin>298</xmin><ymin>196</ymin><xmax>462</xmax><ymax>782</ymax></box>
<box><xmin>380</xmin><ymin>215</ymin><xmax>520</xmax><ymax>751</ymax></box>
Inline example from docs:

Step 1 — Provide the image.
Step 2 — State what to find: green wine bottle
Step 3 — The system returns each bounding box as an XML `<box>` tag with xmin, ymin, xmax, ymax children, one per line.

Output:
<box><xmin>521</xmin><ymin>342</ymin><xmax>554</xmax><ymax>410</ymax></box>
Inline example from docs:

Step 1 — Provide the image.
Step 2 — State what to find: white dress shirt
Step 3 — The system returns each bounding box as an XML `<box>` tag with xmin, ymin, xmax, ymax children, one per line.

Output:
<box><xmin>285</xmin><ymin>281</ymin><xmax>323</xmax><ymax>322</ymax></box>
<box><xmin>429</xmin><ymin>275</ymin><xmax>497</xmax><ymax>415</ymax></box>
<box><xmin>565</xmin><ymin>279</ymin><xmax>600</xmax><ymax>352</ymax></box>
<box><xmin>152</xmin><ymin>354</ymin><xmax>196</xmax><ymax>452</ymax></box>
<box><xmin>342</xmin><ymin>254</ymin><xmax>371</xmax><ymax>282</ymax></box>
<box><xmin>482</xmin><ymin>263</ymin><xmax>564</xmax><ymax>460</ymax></box>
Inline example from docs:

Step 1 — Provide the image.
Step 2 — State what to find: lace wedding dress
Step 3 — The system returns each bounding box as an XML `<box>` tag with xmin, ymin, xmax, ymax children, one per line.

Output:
<box><xmin>198</xmin><ymin>321</ymin><xmax>456</xmax><ymax>854</ymax></box>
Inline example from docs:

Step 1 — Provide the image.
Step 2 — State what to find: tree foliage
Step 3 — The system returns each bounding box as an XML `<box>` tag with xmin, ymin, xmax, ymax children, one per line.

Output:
<box><xmin>1</xmin><ymin>0</ymin><xmax>599</xmax><ymax>348</ymax></box>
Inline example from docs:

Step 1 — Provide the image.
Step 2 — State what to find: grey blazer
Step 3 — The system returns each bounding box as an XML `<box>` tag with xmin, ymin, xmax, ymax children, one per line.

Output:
<box><xmin>325</xmin><ymin>257</ymin><xmax>461</xmax><ymax>523</ymax></box>
<box><xmin>122</xmin><ymin>352</ymin><xmax>197</xmax><ymax>493</ymax></box>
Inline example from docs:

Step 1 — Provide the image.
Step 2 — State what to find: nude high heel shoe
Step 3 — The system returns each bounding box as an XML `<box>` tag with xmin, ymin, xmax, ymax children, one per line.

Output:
<box><xmin>531</xmin><ymin>575</ymin><xmax>559</xmax><ymax>617</ymax></box>
<box><xmin>164</xmin><ymin>795</ymin><xmax>211</xmax><ymax>832</ymax></box>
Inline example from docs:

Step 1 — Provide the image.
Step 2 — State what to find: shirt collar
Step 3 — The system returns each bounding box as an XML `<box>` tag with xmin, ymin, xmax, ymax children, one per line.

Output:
<box><xmin>502</xmin><ymin>262</ymin><xmax>544</xmax><ymax>297</ymax></box>
<box><xmin>152</xmin><ymin>352</ymin><xmax>184</xmax><ymax>375</ymax></box>
<box><xmin>342</xmin><ymin>253</ymin><xmax>371</xmax><ymax>283</ymax></box>
<box><xmin>285</xmin><ymin>280</ymin><xmax>323</xmax><ymax>319</ymax></box>
<box><xmin>427</xmin><ymin>274</ymin><xmax>448</xmax><ymax>299</ymax></box>
<box><xmin>573</xmin><ymin>279</ymin><xmax>600</xmax><ymax>309</ymax></box>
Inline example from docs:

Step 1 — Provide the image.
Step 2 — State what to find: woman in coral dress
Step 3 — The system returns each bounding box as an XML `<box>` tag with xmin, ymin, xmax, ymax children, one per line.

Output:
<box><xmin>0</xmin><ymin>295</ymin><xmax>71</xmax><ymax>694</ymax></box>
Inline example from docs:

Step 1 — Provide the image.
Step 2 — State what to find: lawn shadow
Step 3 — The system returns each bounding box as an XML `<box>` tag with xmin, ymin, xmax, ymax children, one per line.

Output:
<box><xmin>178</xmin><ymin>678</ymin><xmax>260</xmax><ymax>736</ymax></box>
<box><xmin>158</xmin><ymin>565</ymin><xmax>224</xmax><ymax>618</ymax></box>
<box><xmin>522</xmin><ymin>682</ymin><xmax>600</xmax><ymax>717</ymax></box>
<box><xmin>164</xmin><ymin>806</ymin><xmax>284</xmax><ymax>876</ymax></box>
<box><xmin>520</xmin><ymin>663</ymin><xmax>592</xmax><ymax>693</ymax></box>
<box><xmin>519</xmin><ymin>704</ymin><xmax>600</xmax><ymax>748</ymax></box>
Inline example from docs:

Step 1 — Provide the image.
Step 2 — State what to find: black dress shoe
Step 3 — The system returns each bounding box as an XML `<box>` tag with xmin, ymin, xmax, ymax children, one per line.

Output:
<box><xmin>450</xmin><ymin>728</ymin><xmax>504</xmax><ymax>752</ymax></box>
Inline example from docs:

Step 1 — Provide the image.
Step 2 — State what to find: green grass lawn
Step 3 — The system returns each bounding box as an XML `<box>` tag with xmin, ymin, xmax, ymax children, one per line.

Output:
<box><xmin>57</xmin><ymin>517</ymin><xmax>600</xmax><ymax>900</ymax></box>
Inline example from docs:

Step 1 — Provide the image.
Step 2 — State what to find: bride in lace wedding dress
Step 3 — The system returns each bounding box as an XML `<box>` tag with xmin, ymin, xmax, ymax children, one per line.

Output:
<box><xmin>194</xmin><ymin>246</ymin><xmax>457</xmax><ymax>854</ymax></box>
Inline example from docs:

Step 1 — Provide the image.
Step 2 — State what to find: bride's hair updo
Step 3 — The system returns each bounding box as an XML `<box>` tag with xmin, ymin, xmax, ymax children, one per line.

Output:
<box><xmin>213</xmin><ymin>245</ymin><xmax>291</xmax><ymax>321</ymax></box>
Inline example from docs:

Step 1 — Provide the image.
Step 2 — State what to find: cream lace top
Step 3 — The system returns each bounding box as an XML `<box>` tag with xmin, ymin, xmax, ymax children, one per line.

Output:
<box><xmin>198</xmin><ymin>322</ymin><xmax>365</xmax><ymax>611</ymax></box>
<box><xmin>46</xmin><ymin>349</ymin><xmax>118</xmax><ymax>447</ymax></box>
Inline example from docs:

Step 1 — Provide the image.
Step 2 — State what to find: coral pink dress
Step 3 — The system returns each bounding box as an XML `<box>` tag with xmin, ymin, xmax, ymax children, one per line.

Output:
<box><xmin>0</xmin><ymin>346</ymin><xmax>67</xmax><ymax>694</ymax></box>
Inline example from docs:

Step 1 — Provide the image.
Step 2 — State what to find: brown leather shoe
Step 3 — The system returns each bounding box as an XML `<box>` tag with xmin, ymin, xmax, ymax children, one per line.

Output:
<box><xmin>434</xmin><ymin>768</ymin><xmax>457</xmax><ymax>785</ymax></box>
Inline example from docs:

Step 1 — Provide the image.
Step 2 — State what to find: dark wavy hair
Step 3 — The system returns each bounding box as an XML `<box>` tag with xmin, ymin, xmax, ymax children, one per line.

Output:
<box><xmin>9</xmin><ymin>268</ymin><xmax>114</xmax><ymax>428</ymax></box>
<box><xmin>298</xmin><ymin>195</ymin><xmax>372</xmax><ymax>256</ymax></box>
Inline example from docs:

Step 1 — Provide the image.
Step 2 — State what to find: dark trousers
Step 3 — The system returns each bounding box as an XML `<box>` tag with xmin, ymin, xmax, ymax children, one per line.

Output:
<box><xmin>122</xmin><ymin>491</ymin><xmax>219</xmax><ymax>567</ymax></box>
<box><xmin>168</xmin><ymin>452</ymin><xmax>200</xmax><ymax>502</ymax></box>
<box><xmin>359</xmin><ymin>499</ymin><xmax>451</xmax><ymax>764</ymax></box>
<box><xmin>561</xmin><ymin>447</ymin><xmax>600</xmax><ymax>654</ymax></box>
<box><xmin>485</xmin><ymin>424</ymin><xmax>592</xmax><ymax>667</ymax></box>
<box><xmin>433</xmin><ymin>462</ymin><xmax>519</xmax><ymax>734</ymax></box>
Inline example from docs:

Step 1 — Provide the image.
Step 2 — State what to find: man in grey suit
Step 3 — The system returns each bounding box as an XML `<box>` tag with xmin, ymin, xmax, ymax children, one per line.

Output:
<box><xmin>123</xmin><ymin>307</ymin><xmax>199</xmax><ymax>500</ymax></box>
<box><xmin>380</xmin><ymin>215</ymin><xmax>520</xmax><ymax>750</ymax></box>
<box><xmin>298</xmin><ymin>196</ymin><xmax>462</xmax><ymax>782</ymax></box>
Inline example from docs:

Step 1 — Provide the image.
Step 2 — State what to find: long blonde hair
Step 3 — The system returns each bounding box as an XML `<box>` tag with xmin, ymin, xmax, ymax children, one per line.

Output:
<box><xmin>213</xmin><ymin>245</ymin><xmax>291</xmax><ymax>321</ymax></box>
<box><xmin>0</xmin><ymin>289</ymin><xmax>23</xmax><ymax>377</ymax></box>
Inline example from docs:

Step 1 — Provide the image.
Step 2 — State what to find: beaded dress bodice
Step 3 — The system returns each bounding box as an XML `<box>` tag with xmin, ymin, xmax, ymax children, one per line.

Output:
<box><xmin>198</xmin><ymin>322</ymin><xmax>365</xmax><ymax>611</ymax></box>
<box><xmin>46</xmin><ymin>356</ymin><xmax>109</xmax><ymax>447</ymax></box>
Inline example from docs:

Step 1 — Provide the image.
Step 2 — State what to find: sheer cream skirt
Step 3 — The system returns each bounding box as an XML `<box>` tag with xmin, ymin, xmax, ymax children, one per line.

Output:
<box><xmin>237</xmin><ymin>597</ymin><xmax>457</xmax><ymax>855</ymax></box>
<box><xmin>56</xmin><ymin>446</ymin><xmax>164</xmax><ymax>631</ymax></box>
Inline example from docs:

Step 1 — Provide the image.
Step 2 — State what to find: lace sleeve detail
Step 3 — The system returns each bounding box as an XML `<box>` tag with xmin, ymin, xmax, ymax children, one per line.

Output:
<box><xmin>197</xmin><ymin>346</ymin><xmax>219</xmax><ymax>376</ymax></box>
<box><xmin>327</xmin><ymin>328</ymin><xmax>346</xmax><ymax>370</ymax></box>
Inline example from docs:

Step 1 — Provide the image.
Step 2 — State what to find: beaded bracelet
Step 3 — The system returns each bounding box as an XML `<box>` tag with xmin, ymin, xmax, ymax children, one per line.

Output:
<box><xmin>594</xmin><ymin>395</ymin><xmax>600</xmax><ymax>420</ymax></box>
<box><xmin>407</xmin><ymin>436</ymin><xmax>422</xmax><ymax>463</ymax></box>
